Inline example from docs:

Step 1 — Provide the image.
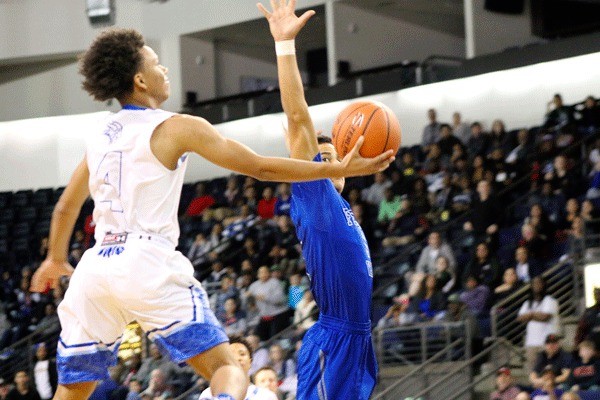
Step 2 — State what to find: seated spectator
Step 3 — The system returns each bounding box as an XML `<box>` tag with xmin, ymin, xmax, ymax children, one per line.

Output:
<box><xmin>35</xmin><ymin>303</ymin><xmax>60</xmax><ymax>333</ymax></box>
<box><xmin>490</xmin><ymin>367</ymin><xmax>522</xmax><ymax>400</ymax></box>
<box><xmin>223</xmin><ymin>175</ymin><xmax>241</xmax><ymax>208</ymax></box>
<box><xmin>494</xmin><ymin>268</ymin><xmax>522</xmax><ymax>304</ymax></box>
<box><xmin>253</xmin><ymin>367</ymin><xmax>282</xmax><ymax>399</ymax></box>
<box><xmin>410</xmin><ymin>274</ymin><xmax>447</xmax><ymax>321</ymax></box>
<box><xmin>376</xmin><ymin>297</ymin><xmax>416</xmax><ymax>329</ymax></box>
<box><xmin>294</xmin><ymin>291</ymin><xmax>318</xmax><ymax>338</ymax></box>
<box><xmin>202</xmin><ymin>261</ymin><xmax>227</xmax><ymax>290</ymax></box>
<box><xmin>580</xmin><ymin>200</ymin><xmax>600</xmax><ymax>229</ymax></box>
<box><xmin>545</xmin><ymin>155</ymin><xmax>578</xmax><ymax>200</ymax></box>
<box><xmin>558</xmin><ymin>198</ymin><xmax>580</xmax><ymax>231</ymax></box>
<box><xmin>561</xmin><ymin>392</ymin><xmax>581</xmax><ymax>400</ymax></box>
<box><xmin>222</xmin><ymin>205</ymin><xmax>259</xmax><ymax>242</ymax></box>
<box><xmin>459</xmin><ymin>275</ymin><xmax>490</xmax><ymax>316</ymax></box>
<box><xmin>531</xmin><ymin>366</ymin><xmax>564</xmax><ymax>400</ymax></box>
<box><xmin>243</xmin><ymin>185</ymin><xmax>259</xmax><ymax>211</ymax></box>
<box><xmin>247</xmin><ymin>335</ymin><xmax>270</xmax><ymax>377</ymax></box>
<box><xmin>184</xmin><ymin>182</ymin><xmax>215</xmax><ymax>218</ymax></box>
<box><xmin>423</xmin><ymin>143</ymin><xmax>449</xmax><ymax>173</ymax></box>
<box><xmin>126</xmin><ymin>379</ymin><xmax>141</xmax><ymax>400</ymax></box>
<box><xmin>587</xmin><ymin>161</ymin><xmax>600</xmax><ymax>201</ymax></box>
<box><xmin>567</xmin><ymin>340</ymin><xmax>600</xmax><ymax>391</ymax></box>
<box><xmin>434</xmin><ymin>255</ymin><xmax>455</xmax><ymax>294</ymax></box>
<box><xmin>410</xmin><ymin>178</ymin><xmax>432</xmax><ymax>215</ymax></box>
<box><xmin>139</xmin><ymin>369</ymin><xmax>172</xmax><ymax>400</ymax></box>
<box><xmin>199</xmin><ymin>335</ymin><xmax>277</xmax><ymax>400</ymax></box>
<box><xmin>463</xmin><ymin>180</ymin><xmax>500</xmax><ymax>249</ymax></box>
<box><xmin>415</xmin><ymin>231</ymin><xmax>457</xmax><ymax>276</ymax></box>
<box><xmin>437</xmin><ymin>124</ymin><xmax>463</xmax><ymax>158</ymax></box>
<box><xmin>6</xmin><ymin>370</ymin><xmax>41</xmax><ymax>400</ymax></box>
<box><xmin>530</xmin><ymin>334</ymin><xmax>572</xmax><ymax>388</ymax></box>
<box><xmin>377</xmin><ymin>187</ymin><xmax>402</xmax><ymax>229</ymax></box>
<box><xmin>421</xmin><ymin>108</ymin><xmax>441</xmax><ymax>151</ymax></box>
<box><xmin>518</xmin><ymin>277</ymin><xmax>560</xmax><ymax>374</ymax></box>
<box><xmin>533</xmin><ymin>182</ymin><xmax>565</xmax><ymax>224</ymax></box>
<box><xmin>257</xmin><ymin>187</ymin><xmax>277</xmax><ymax>220</ymax></box>
<box><xmin>575</xmin><ymin>287</ymin><xmax>600</xmax><ymax>349</ymax></box>
<box><xmin>186</xmin><ymin>233</ymin><xmax>212</xmax><ymax>268</ymax></box>
<box><xmin>576</xmin><ymin>96</ymin><xmax>600</xmax><ymax>135</ymax></box>
<box><xmin>244</xmin><ymin>295</ymin><xmax>261</xmax><ymax>335</ymax></box>
<box><xmin>134</xmin><ymin>343</ymin><xmax>176</xmax><ymax>389</ymax></box>
<box><xmin>567</xmin><ymin>216</ymin><xmax>586</xmax><ymax>263</ymax></box>
<box><xmin>452</xmin><ymin>112</ymin><xmax>470</xmax><ymax>145</ymax></box>
<box><xmin>489</xmin><ymin>119</ymin><xmax>510</xmax><ymax>155</ymax></box>
<box><xmin>362</xmin><ymin>172</ymin><xmax>392</xmax><ymax>206</ymax></box>
<box><xmin>525</xmin><ymin>204</ymin><xmax>555</xmax><ymax>244</ymax></box>
<box><xmin>467</xmin><ymin>122</ymin><xmax>490</xmax><ymax>159</ymax></box>
<box><xmin>544</xmin><ymin>93</ymin><xmax>575</xmax><ymax>135</ymax></box>
<box><xmin>430</xmin><ymin>173</ymin><xmax>458</xmax><ymax>224</ymax></box>
<box><xmin>506</xmin><ymin>129</ymin><xmax>532</xmax><ymax>175</ymax></box>
<box><xmin>462</xmin><ymin>242</ymin><xmax>501</xmax><ymax>289</ymax></box>
<box><xmin>519</xmin><ymin>223</ymin><xmax>548</xmax><ymax>263</ymax></box>
<box><xmin>268</xmin><ymin>344</ymin><xmax>295</xmax><ymax>382</ymax></box>
<box><xmin>221</xmin><ymin>298</ymin><xmax>247</xmax><ymax>337</ymax></box>
<box><xmin>442</xmin><ymin>294</ymin><xmax>481</xmax><ymax>353</ymax></box>
<box><xmin>514</xmin><ymin>246</ymin><xmax>541</xmax><ymax>284</ymax></box>
<box><xmin>273</xmin><ymin>183</ymin><xmax>292</xmax><ymax>217</ymax></box>
<box><xmin>381</xmin><ymin>198</ymin><xmax>423</xmax><ymax>248</ymax></box>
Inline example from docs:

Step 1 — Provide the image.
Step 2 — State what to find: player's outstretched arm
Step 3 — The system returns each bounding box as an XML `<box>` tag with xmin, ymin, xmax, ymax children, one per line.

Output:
<box><xmin>166</xmin><ymin>114</ymin><xmax>391</xmax><ymax>182</ymax></box>
<box><xmin>30</xmin><ymin>157</ymin><xmax>90</xmax><ymax>292</ymax></box>
<box><xmin>258</xmin><ymin>0</ymin><xmax>318</xmax><ymax>161</ymax></box>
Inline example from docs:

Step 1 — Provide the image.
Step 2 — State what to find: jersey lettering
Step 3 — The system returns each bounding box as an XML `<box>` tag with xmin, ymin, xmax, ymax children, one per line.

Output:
<box><xmin>95</xmin><ymin>151</ymin><xmax>124</xmax><ymax>213</ymax></box>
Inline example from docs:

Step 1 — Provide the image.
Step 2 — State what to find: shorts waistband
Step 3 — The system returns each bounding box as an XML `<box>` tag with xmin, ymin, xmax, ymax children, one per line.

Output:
<box><xmin>100</xmin><ymin>232</ymin><xmax>175</xmax><ymax>250</ymax></box>
<box><xmin>318</xmin><ymin>314</ymin><xmax>372</xmax><ymax>335</ymax></box>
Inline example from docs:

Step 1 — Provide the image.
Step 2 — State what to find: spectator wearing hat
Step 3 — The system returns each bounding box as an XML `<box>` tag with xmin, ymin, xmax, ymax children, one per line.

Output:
<box><xmin>490</xmin><ymin>367</ymin><xmax>521</xmax><ymax>400</ymax></box>
<box><xmin>566</xmin><ymin>340</ymin><xmax>600</xmax><ymax>391</ymax></box>
<box><xmin>530</xmin><ymin>365</ymin><xmax>564</xmax><ymax>400</ymax></box>
<box><xmin>530</xmin><ymin>334</ymin><xmax>572</xmax><ymax>388</ymax></box>
<box><xmin>6</xmin><ymin>370</ymin><xmax>41</xmax><ymax>400</ymax></box>
<box><xmin>32</xmin><ymin>343</ymin><xmax>56</xmax><ymax>400</ymax></box>
<box><xmin>518</xmin><ymin>276</ymin><xmax>560</xmax><ymax>374</ymax></box>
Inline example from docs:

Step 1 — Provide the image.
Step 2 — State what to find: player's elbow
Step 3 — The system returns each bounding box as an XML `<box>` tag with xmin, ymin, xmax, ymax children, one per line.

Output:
<box><xmin>287</xmin><ymin>107</ymin><xmax>312</xmax><ymax>126</ymax></box>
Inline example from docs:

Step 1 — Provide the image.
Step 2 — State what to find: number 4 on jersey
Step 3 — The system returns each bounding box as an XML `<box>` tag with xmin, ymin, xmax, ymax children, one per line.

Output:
<box><xmin>96</xmin><ymin>151</ymin><xmax>124</xmax><ymax>213</ymax></box>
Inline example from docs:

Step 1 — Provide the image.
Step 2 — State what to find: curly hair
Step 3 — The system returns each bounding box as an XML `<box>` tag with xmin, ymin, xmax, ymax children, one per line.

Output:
<box><xmin>79</xmin><ymin>28</ymin><xmax>145</xmax><ymax>102</ymax></box>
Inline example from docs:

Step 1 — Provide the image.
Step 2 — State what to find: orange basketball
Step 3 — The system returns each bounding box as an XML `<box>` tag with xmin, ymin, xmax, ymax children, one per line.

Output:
<box><xmin>332</xmin><ymin>100</ymin><xmax>401</xmax><ymax>158</ymax></box>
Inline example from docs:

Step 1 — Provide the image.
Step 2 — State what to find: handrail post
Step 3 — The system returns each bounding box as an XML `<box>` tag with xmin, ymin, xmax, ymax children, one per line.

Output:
<box><xmin>490</xmin><ymin>305</ymin><xmax>498</xmax><ymax>339</ymax></box>
<box><xmin>420</xmin><ymin>325</ymin><xmax>427</xmax><ymax>364</ymax></box>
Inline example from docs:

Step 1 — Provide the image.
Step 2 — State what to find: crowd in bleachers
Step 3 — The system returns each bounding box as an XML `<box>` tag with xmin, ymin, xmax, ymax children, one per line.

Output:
<box><xmin>0</xmin><ymin>93</ymin><xmax>599</xmax><ymax>399</ymax></box>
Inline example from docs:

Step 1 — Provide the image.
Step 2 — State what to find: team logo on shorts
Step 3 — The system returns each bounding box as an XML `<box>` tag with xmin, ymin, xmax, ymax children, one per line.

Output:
<box><xmin>101</xmin><ymin>232</ymin><xmax>128</xmax><ymax>246</ymax></box>
<box><xmin>98</xmin><ymin>246</ymin><xmax>125</xmax><ymax>258</ymax></box>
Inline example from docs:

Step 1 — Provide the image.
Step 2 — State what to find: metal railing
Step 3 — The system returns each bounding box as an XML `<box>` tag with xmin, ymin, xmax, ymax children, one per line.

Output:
<box><xmin>490</xmin><ymin>259</ymin><xmax>581</xmax><ymax>344</ymax></box>
<box><xmin>0</xmin><ymin>325</ymin><xmax>60</xmax><ymax>380</ymax></box>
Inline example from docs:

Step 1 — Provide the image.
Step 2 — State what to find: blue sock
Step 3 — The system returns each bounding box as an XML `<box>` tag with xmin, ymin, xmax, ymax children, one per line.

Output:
<box><xmin>214</xmin><ymin>395</ymin><xmax>236</xmax><ymax>400</ymax></box>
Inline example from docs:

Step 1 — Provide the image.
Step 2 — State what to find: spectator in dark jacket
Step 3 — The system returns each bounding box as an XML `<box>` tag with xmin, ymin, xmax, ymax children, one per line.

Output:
<box><xmin>567</xmin><ymin>340</ymin><xmax>600</xmax><ymax>391</ymax></box>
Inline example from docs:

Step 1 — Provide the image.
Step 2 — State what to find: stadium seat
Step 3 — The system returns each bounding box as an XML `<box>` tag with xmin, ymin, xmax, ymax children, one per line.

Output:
<box><xmin>0</xmin><ymin>208</ymin><xmax>15</xmax><ymax>225</ymax></box>
<box><xmin>0</xmin><ymin>192</ymin><xmax>11</xmax><ymax>209</ymax></box>
<box><xmin>11</xmin><ymin>190</ymin><xmax>32</xmax><ymax>208</ymax></box>
<box><xmin>17</xmin><ymin>206</ymin><xmax>37</xmax><ymax>222</ymax></box>
<box><xmin>31</xmin><ymin>188</ymin><xmax>52</xmax><ymax>208</ymax></box>
<box><xmin>11</xmin><ymin>222</ymin><xmax>31</xmax><ymax>238</ymax></box>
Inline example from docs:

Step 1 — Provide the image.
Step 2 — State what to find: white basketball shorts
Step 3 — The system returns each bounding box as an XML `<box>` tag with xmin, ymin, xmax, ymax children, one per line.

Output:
<box><xmin>56</xmin><ymin>233</ymin><xmax>227</xmax><ymax>384</ymax></box>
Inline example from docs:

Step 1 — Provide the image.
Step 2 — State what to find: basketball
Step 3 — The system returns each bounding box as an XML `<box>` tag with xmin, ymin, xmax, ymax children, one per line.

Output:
<box><xmin>332</xmin><ymin>100</ymin><xmax>401</xmax><ymax>158</ymax></box>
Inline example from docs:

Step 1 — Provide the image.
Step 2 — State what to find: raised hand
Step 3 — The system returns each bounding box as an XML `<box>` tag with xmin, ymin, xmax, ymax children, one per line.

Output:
<box><xmin>340</xmin><ymin>136</ymin><xmax>395</xmax><ymax>177</ymax></box>
<box><xmin>30</xmin><ymin>258</ymin><xmax>74</xmax><ymax>293</ymax></box>
<box><xmin>257</xmin><ymin>0</ymin><xmax>315</xmax><ymax>41</ymax></box>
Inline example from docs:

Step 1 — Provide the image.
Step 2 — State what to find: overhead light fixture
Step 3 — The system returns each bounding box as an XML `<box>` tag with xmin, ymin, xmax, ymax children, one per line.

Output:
<box><xmin>85</xmin><ymin>0</ymin><xmax>115</xmax><ymax>26</ymax></box>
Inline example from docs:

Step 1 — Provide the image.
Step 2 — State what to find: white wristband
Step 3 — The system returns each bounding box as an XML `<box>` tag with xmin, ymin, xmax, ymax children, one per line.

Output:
<box><xmin>275</xmin><ymin>40</ymin><xmax>296</xmax><ymax>56</ymax></box>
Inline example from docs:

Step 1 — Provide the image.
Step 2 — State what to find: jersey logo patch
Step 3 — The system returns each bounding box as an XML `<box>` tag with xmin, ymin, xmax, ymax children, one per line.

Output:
<box><xmin>103</xmin><ymin>121</ymin><xmax>123</xmax><ymax>144</ymax></box>
<box><xmin>101</xmin><ymin>232</ymin><xmax>128</xmax><ymax>246</ymax></box>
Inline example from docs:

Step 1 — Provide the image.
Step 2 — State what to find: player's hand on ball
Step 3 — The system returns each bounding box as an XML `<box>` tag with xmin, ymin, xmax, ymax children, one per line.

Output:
<box><xmin>341</xmin><ymin>136</ymin><xmax>395</xmax><ymax>177</ymax></box>
<box><xmin>30</xmin><ymin>259</ymin><xmax>75</xmax><ymax>293</ymax></box>
<box><xmin>257</xmin><ymin>0</ymin><xmax>315</xmax><ymax>41</ymax></box>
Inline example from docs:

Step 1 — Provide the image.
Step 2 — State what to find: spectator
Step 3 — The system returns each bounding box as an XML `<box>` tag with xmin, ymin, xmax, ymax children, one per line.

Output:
<box><xmin>247</xmin><ymin>335</ymin><xmax>270</xmax><ymax>377</ymax></box>
<box><xmin>587</xmin><ymin>161</ymin><xmax>600</xmax><ymax>201</ymax></box>
<box><xmin>202</xmin><ymin>261</ymin><xmax>227</xmax><ymax>290</ymax></box>
<box><xmin>460</xmin><ymin>275</ymin><xmax>491</xmax><ymax>316</ymax></box>
<box><xmin>506</xmin><ymin>129</ymin><xmax>532</xmax><ymax>174</ymax></box>
<box><xmin>221</xmin><ymin>298</ymin><xmax>247</xmax><ymax>337</ymax></box>
<box><xmin>462</xmin><ymin>242</ymin><xmax>501</xmax><ymax>289</ymax></box>
<box><xmin>362</xmin><ymin>172</ymin><xmax>392</xmax><ymax>206</ymax></box>
<box><xmin>184</xmin><ymin>182</ymin><xmax>215</xmax><ymax>218</ymax></box>
<box><xmin>421</xmin><ymin>108</ymin><xmax>441</xmax><ymax>150</ymax></box>
<box><xmin>561</xmin><ymin>392</ymin><xmax>581</xmax><ymax>400</ymax></box>
<box><xmin>431</xmin><ymin>174</ymin><xmax>458</xmax><ymax>224</ymax></box>
<box><xmin>223</xmin><ymin>176</ymin><xmax>241</xmax><ymax>208</ymax></box>
<box><xmin>526</xmin><ymin>203</ymin><xmax>555</xmax><ymax>244</ymax></box>
<box><xmin>243</xmin><ymin>185</ymin><xmax>259</xmax><ymax>211</ymax></box>
<box><xmin>376</xmin><ymin>297</ymin><xmax>416</xmax><ymax>329</ymax></box>
<box><xmin>434</xmin><ymin>255</ymin><xmax>455</xmax><ymax>294</ymax></box>
<box><xmin>544</xmin><ymin>94</ymin><xmax>574</xmax><ymax>135</ymax></box>
<box><xmin>222</xmin><ymin>205</ymin><xmax>259</xmax><ymax>242</ymax></box>
<box><xmin>463</xmin><ymin>180</ymin><xmax>500</xmax><ymax>248</ymax></box>
<box><xmin>545</xmin><ymin>155</ymin><xmax>578</xmax><ymax>199</ymax></box>
<box><xmin>518</xmin><ymin>277</ymin><xmax>560</xmax><ymax>374</ymax></box>
<box><xmin>437</xmin><ymin>124</ymin><xmax>463</xmax><ymax>158</ymax></box>
<box><xmin>139</xmin><ymin>369</ymin><xmax>171</xmax><ymax>399</ymax></box>
<box><xmin>6</xmin><ymin>371</ymin><xmax>41</xmax><ymax>400</ymax></box>
<box><xmin>32</xmin><ymin>343</ymin><xmax>56</xmax><ymax>400</ymax></box>
<box><xmin>134</xmin><ymin>343</ymin><xmax>176</xmax><ymax>389</ymax></box>
<box><xmin>186</xmin><ymin>233</ymin><xmax>212</xmax><ymax>268</ymax></box>
<box><xmin>294</xmin><ymin>290</ymin><xmax>318</xmax><ymax>338</ymax></box>
<box><xmin>210</xmin><ymin>275</ymin><xmax>239</xmax><ymax>321</ymax></box>
<box><xmin>257</xmin><ymin>187</ymin><xmax>277</xmax><ymax>220</ymax></box>
<box><xmin>442</xmin><ymin>294</ymin><xmax>481</xmax><ymax>354</ymax></box>
<box><xmin>381</xmin><ymin>198</ymin><xmax>423</xmax><ymax>248</ymax></box>
<box><xmin>514</xmin><ymin>246</ymin><xmax>540</xmax><ymax>284</ymax></box>
<box><xmin>494</xmin><ymin>268</ymin><xmax>522</xmax><ymax>304</ymax></box>
<box><xmin>377</xmin><ymin>188</ymin><xmax>402</xmax><ymax>228</ymax></box>
<box><xmin>247</xmin><ymin>266</ymin><xmax>289</xmax><ymax>341</ymax></box>
<box><xmin>452</xmin><ymin>112</ymin><xmax>470</xmax><ymax>145</ymax></box>
<box><xmin>516</xmin><ymin>392</ymin><xmax>531</xmax><ymax>400</ymax></box>
<box><xmin>1</xmin><ymin>379</ymin><xmax>11</xmax><ymax>400</ymax></box>
<box><xmin>415</xmin><ymin>232</ymin><xmax>456</xmax><ymax>276</ymax></box>
<box><xmin>410</xmin><ymin>178</ymin><xmax>432</xmax><ymax>215</ymax></box>
<box><xmin>575</xmin><ymin>287</ymin><xmax>600</xmax><ymax>349</ymax></box>
<box><xmin>287</xmin><ymin>273</ymin><xmax>304</xmax><ymax>310</ymax></box>
<box><xmin>467</xmin><ymin>122</ymin><xmax>490</xmax><ymax>159</ymax></box>
<box><xmin>530</xmin><ymin>334</ymin><xmax>572</xmax><ymax>388</ymax></box>
<box><xmin>410</xmin><ymin>274</ymin><xmax>447</xmax><ymax>320</ymax></box>
<box><xmin>89</xmin><ymin>366</ymin><xmax>127</xmax><ymax>400</ymax></box>
<box><xmin>253</xmin><ymin>367</ymin><xmax>281</xmax><ymax>399</ymax></box>
<box><xmin>490</xmin><ymin>367</ymin><xmax>521</xmax><ymax>400</ymax></box>
<box><xmin>530</xmin><ymin>366</ymin><xmax>564</xmax><ymax>400</ymax></box>
<box><xmin>125</xmin><ymin>380</ymin><xmax>141</xmax><ymax>400</ymax></box>
<box><xmin>268</xmin><ymin>344</ymin><xmax>295</xmax><ymax>382</ymax></box>
<box><xmin>576</xmin><ymin>96</ymin><xmax>600</xmax><ymax>135</ymax></box>
<box><xmin>567</xmin><ymin>340</ymin><xmax>600</xmax><ymax>391</ymax></box>
<box><xmin>489</xmin><ymin>119</ymin><xmax>509</xmax><ymax>154</ymax></box>
<box><xmin>273</xmin><ymin>183</ymin><xmax>292</xmax><ymax>217</ymax></box>
<box><xmin>35</xmin><ymin>303</ymin><xmax>60</xmax><ymax>333</ymax></box>
<box><xmin>519</xmin><ymin>223</ymin><xmax>547</xmax><ymax>263</ymax></box>
<box><xmin>199</xmin><ymin>335</ymin><xmax>277</xmax><ymax>400</ymax></box>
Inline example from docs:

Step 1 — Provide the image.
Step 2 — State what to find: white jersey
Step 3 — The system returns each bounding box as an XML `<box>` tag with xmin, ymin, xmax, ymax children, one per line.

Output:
<box><xmin>199</xmin><ymin>385</ymin><xmax>278</xmax><ymax>400</ymax></box>
<box><xmin>86</xmin><ymin>108</ymin><xmax>185</xmax><ymax>247</ymax></box>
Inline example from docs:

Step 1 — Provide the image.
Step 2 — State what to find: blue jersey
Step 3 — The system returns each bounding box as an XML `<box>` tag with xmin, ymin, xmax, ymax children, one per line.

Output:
<box><xmin>290</xmin><ymin>154</ymin><xmax>373</xmax><ymax>324</ymax></box>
